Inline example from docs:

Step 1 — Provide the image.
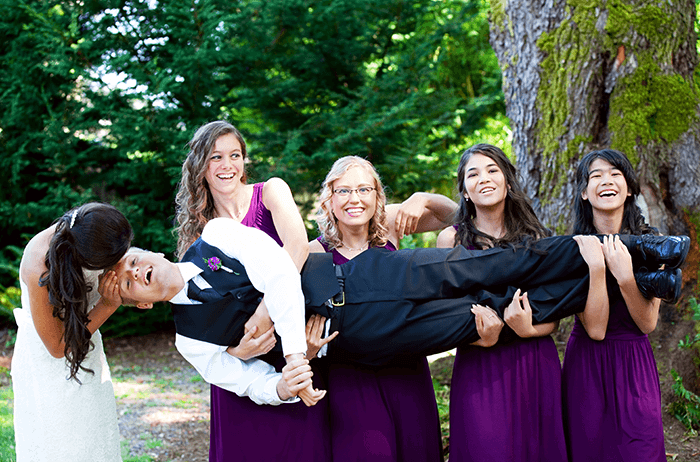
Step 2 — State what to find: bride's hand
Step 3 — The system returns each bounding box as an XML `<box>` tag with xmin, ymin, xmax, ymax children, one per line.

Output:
<box><xmin>97</xmin><ymin>270</ymin><xmax>122</xmax><ymax>310</ymax></box>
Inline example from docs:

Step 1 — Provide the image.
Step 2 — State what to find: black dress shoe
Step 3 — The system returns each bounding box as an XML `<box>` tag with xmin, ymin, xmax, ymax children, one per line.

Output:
<box><xmin>635</xmin><ymin>268</ymin><xmax>682</xmax><ymax>304</ymax></box>
<box><xmin>629</xmin><ymin>235</ymin><xmax>690</xmax><ymax>269</ymax></box>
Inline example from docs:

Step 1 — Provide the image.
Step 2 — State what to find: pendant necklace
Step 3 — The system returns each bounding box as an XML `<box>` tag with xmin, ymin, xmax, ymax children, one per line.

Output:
<box><xmin>342</xmin><ymin>240</ymin><xmax>369</xmax><ymax>252</ymax></box>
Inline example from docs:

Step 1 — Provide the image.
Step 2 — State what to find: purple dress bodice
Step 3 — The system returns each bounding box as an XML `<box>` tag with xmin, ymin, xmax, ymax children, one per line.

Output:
<box><xmin>240</xmin><ymin>182</ymin><xmax>283</xmax><ymax>246</ymax></box>
<box><xmin>316</xmin><ymin>236</ymin><xmax>397</xmax><ymax>264</ymax></box>
<box><xmin>570</xmin><ymin>276</ymin><xmax>646</xmax><ymax>341</ymax></box>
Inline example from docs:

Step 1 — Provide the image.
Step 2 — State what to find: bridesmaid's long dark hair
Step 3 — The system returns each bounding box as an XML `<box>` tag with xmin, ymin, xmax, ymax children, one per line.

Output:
<box><xmin>39</xmin><ymin>203</ymin><xmax>133</xmax><ymax>382</ymax></box>
<box><xmin>573</xmin><ymin>149</ymin><xmax>656</xmax><ymax>236</ymax></box>
<box><xmin>453</xmin><ymin>144</ymin><xmax>550</xmax><ymax>249</ymax></box>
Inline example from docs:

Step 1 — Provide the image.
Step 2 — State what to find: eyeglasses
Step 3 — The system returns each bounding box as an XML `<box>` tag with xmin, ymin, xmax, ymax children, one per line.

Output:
<box><xmin>333</xmin><ymin>187</ymin><xmax>377</xmax><ymax>197</ymax></box>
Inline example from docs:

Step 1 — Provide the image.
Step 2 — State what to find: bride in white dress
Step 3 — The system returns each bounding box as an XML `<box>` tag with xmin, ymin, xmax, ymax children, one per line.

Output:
<box><xmin>11</xmin><ymin>203</ymin><xmax>134</xmax><ymax>462</ymax></box>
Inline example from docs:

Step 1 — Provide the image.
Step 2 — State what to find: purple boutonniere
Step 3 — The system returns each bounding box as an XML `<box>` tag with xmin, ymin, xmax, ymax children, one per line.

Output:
<box><xmin>204</xmin><ymin>256</ymin><xmax>237</xmax><ymax>274</ymax></box>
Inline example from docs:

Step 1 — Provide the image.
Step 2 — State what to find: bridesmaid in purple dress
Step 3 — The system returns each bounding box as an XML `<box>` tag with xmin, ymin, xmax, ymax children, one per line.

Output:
<box><xmin>437</xmin><ymin>144</ymin><xmax>568</xmax><ymax>462</ymax></box>
<box><xmin>174</xmin><ymin>121</ymin><xmax>330</xmax><ymax>461</ymax></box>
<box><xmin>562</xmin><ymin>149</ymin><xmax>666</xmax><ymax>461</ymax></box>
<box><xmin>307</xmin><ymin>155</ymin><xmax>457</xmax><ymax>462</ymax></box>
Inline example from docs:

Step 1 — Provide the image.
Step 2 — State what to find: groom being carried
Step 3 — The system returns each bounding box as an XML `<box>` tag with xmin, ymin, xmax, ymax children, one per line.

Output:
<box><xmin>114</xmin><ymin>218</ymin><xmax>688</xmax><ymax>404</ymax></box>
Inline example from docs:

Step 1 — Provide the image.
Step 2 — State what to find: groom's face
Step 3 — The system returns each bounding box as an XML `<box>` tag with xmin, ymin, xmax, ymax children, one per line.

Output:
<box><xmin>114</xmin><ymin>250</ymin><xmax>171</xmax><ymax>306</ymax></box>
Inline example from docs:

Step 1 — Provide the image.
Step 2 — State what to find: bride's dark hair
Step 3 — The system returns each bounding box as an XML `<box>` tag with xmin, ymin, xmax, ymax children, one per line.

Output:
<box><xmin>40</xmin><ymin>202</ymin><xmax>133</xmax><ymax>382</ymax></box>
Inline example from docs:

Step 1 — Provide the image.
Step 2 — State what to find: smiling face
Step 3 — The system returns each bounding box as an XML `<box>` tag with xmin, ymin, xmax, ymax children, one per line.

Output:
<box><xmin>114</xmin><ymin>249</ymin><xmax>175</xmax><ymax>308</ymax></box>
<box><xmin>330</xmin><ymin>166</ymin><xmax>378</xmax><ymax>229</ymax></box>
<box><xmin>204</xmin><ymin>133</ymin><xmax>245</xmax><ymax>196</ymax></box>
<box><xmin>581</xmin><ymin>158</ymin><xmax>630</xmax><ymax>214</ymax></box>
<box><xmin>462</xmin><ymin>153</ymin><xmax>509</xmax><ymax>209</ymax></box>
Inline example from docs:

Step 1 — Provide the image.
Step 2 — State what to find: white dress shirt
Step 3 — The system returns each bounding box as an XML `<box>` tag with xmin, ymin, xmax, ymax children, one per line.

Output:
<box><xmin>172</xmin><ymin>217</ymin><xmax>307</xmax><ymax>405</ymax></box>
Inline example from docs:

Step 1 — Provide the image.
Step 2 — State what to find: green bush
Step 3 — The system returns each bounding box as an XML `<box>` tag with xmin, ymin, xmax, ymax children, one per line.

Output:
<box><xmin>668</xmin><ymin>369</ymin><xmax>700</xmax><ymax>435</ymax></box>
<box><xmin>99</xmin><ymin>304</ymin><xmax>174</xmax><ymax>339</ymax></box>
<box><xmin>0</xmin><ymin>287</ymin><xmax>19</xmax><ymax>325</ymax></box>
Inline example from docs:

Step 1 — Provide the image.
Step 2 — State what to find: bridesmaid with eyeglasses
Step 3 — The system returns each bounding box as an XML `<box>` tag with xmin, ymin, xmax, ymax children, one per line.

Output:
<box><xmin>307</xmin><ymin>155</ymin><xmax>458</xmax><ymax>462</ymax></box>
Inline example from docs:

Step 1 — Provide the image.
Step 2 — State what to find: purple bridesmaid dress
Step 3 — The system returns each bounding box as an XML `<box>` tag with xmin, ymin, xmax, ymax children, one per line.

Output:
<box><xmin>209</xmin><ymin>182</ymin><xmax>331</xmax><ymax>462</ymax></box>
<box><xmin>449</xmin><ymin>240</ymin><xmax>567</xmax><ymax>462</ymax></box>
<box><xmin>562</xmin><ymin>278</ymin><xmax>665</xmax><ymax>461</ymax></box>
<box><xmin>318</xmin><ymin>237</ymin><xmax>444</xmax><ymax>462</ymax></box>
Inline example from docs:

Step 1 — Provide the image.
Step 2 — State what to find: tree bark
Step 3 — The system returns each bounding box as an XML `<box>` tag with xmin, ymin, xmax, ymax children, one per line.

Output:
<box><xmin>488</xmin><ymin>0</ymin><xmax>700</xmax><ymax>236</ymax></box>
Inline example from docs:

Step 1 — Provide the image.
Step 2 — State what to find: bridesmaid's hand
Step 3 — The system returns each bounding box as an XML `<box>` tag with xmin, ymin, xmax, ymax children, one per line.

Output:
<box><xmin>305</xmin><ymin>314</ymin><xmax>339</xmax><ymax>360</ymax></box>
<box><xmin>226</xmin><ymin>325</ymin><xmax>276</xmax><ymax>361</ymax></box>
<box><xmin>393</xmin><ymin>194</ymin><xmax>427</xmax><ymax>239</ymax></box>
<box><xmin>298</xmin><ymin>383</ymin><xmax>326</xmax><ymax>407</ymax></box>
<box><xmin>602</xmin><ymin>234</ymin><xmax>634</xmax><ymax>286</ymax></box>
<box><xmin>245</xmin><ymin>300</ymin><xmax>273</xmax><ymax>339</ymax></box>
<box><xmin>504</xmin><ymin>289</ymin><xmax>538</xmax><ymax>338</ymax></box>
<box><xmin>573</xmin><ymin>235</ymin><xmax>606</xmax><ymax>272</ymax></box>
<box><xmin>471</xmin><ymin>304</ymin><xmax>503</xmax><ymax>347</ymax></box>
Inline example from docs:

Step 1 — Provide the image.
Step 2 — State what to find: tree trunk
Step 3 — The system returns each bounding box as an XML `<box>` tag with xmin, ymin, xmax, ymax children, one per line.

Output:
<box><xmin>488</xmin><ymin>0</ymin><xmax>700</xmax><ymax>236</ymax></box>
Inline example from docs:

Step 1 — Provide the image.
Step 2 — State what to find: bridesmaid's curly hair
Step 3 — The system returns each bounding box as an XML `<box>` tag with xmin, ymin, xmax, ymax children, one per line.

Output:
<box><xmin>573</xmin><ymin>149</ymin><xmax>656</xmax><ymax>236</ymax></box>
<box><xmin>174</xmin><ymin>121</ymin><xmax>248</xmax><ymax>260</ymax></box>
<box><xmin>453</xmin><ymin>144</ymin><xmax>550</xmax><ymax>249</ymax></box>
<box><xmin>39</xmin><ymin>203</ymin><xmax>133</xmax><ymax>382</ymax></box>
<box><xmin>315</xmin><ymin>156</ymin><xmax>389</xmax><ymax>250</ymax></box>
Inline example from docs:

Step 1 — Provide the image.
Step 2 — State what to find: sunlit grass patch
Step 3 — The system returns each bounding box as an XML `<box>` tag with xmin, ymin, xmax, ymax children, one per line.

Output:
<box><xmin>121</xmin><ymin>440</ymin><xmax>154</xmax><ymax>462</ymax></box>
<box><xmin>0</xmin><ymin>384</ymin><xmax>16</xmax><ymax>462</ymax></box>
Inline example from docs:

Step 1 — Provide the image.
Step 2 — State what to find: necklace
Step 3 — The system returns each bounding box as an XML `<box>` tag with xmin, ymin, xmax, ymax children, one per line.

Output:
<box><xmin>341</xmin><ymin>240</ymin><xmax>369</xmax><ymax>252</ymax></box>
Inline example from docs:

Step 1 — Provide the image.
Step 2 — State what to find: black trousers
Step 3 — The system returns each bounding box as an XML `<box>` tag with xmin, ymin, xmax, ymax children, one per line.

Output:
<box><xmin>175</xmin><ymin>234</ymin><xmax>627</xmax><ymax>366</ymax></box>
<box><xmin>301</xmin><ymin>235</ymin><xmax>594</xmax><ymax>365</ymax></box>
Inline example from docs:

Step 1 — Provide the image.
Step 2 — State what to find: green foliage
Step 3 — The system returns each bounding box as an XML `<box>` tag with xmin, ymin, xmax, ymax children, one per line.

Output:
<box><xmin>400</xmin><ymin>231</ymin><xmax>438</xmax><ymax>249</ymax></box>
<box><xmin>679</xmin><ymin>333</ymin><xmax>700</xmax><ymax>350</ymax></box>
<box><xmin>0</xmin><ymin>0</ymin><xmax>505</xmax><ymax>335</ymax></box>
<box><xmin>690</xmin><ymin>297</ymin><xmax>700</xmax><ymax>322</ymax></box>
<box><xmin>3</xmin><ymin>330</ymin><xmax>16</xmax><ymax>350</ymax></box>
<box><xmin>0</xmin><ymin>386</ymin><xmax>15</xmax><ymax>462</ymax></box>
<box><xmin>678</xmin><ymin>298</ymin><xmax>700</xmax><ymax>349</ymax></box>
<box><xmin>0</xmin><ymin>246</ymin><xmax>21</xmax><ymax>323</ymax></box>
<box><xmin>668</xmin><ymin>369</ymin><xmax>700</xmax><ymax>435</ymax></box>
<box><xmin>432</xmin><ymin>378</ymin><xmax>451</xmax><ymax>451</ymax></box>
<box><xmin>99</xmin><ymin>304</ymin><xmax>174</xmax><ymax>339</ymax></box>
<box><xmin>0</xmin><ymin>288</ymin><xmax>19</xmax><ymax>324</ymax></box>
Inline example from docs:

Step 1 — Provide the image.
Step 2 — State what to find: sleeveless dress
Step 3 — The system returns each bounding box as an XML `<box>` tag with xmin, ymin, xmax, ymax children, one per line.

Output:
<box><xmin>562</xmin><ymin>275</ymin><xmax>665</xmax><ymax>461</ymax></box>
<box><xmin>318</xmin><ymin>237</ymin><xmax>444</xmax><ymax>462</ymax></box>
<box><xmin>448</xmin><ymin>240</ymin><xmax>567</xmax><ymax>462</ymax></box>
<box><xmin>12</xmin><ymin>269</ymin><xmax>122</xmax><ymax>462</ymax></box>
<box><xmin>208</xmin><ymin>182</ymin><xmax>331</xmax><ymax>462</ymax></box>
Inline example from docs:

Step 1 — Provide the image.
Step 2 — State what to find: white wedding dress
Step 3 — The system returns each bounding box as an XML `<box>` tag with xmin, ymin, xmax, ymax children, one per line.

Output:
<box><xmin>11</xmin><ymin>269</ymin><xmax>122</xmax><ymax>461</ymax></box>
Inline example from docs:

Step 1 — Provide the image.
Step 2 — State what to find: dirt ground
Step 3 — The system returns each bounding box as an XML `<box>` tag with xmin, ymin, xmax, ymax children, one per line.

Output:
<box><xmin>105</xmin><ymin>331</ymin><xmax>211</xmax><ymax>461</ymax></box>
<box><xmin>2</xmin><ymin>319</ymin><xmax>700</xmax><ymax>461</ymax></box>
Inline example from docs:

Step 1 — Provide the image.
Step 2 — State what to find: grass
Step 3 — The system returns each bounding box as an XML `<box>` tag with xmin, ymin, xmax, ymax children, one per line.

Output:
<box><xmin>432</xmin><ymin>378</ymin><xmax>451</xmax><ymax>450</ymax></box>
<box><xmin>0</xmin><ymin>374</ymin><xmax>16</xmax><ymax>462</ymax></box>
<box><xmin>429</xmin><ymin>353</ymin><xmax>455</xmax><ymax>453</ymax></box>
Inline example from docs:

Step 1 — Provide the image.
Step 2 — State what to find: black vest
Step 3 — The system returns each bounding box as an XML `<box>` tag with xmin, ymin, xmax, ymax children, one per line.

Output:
<box><xmin>170</xmin><ymin>238</ymin><xmax>264</xmax><ymax>347</ymax></box>
<box><xmin>171</xmin><ymin>238</ymin><xmax>343</xmax><ymax>349</ymax></box>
